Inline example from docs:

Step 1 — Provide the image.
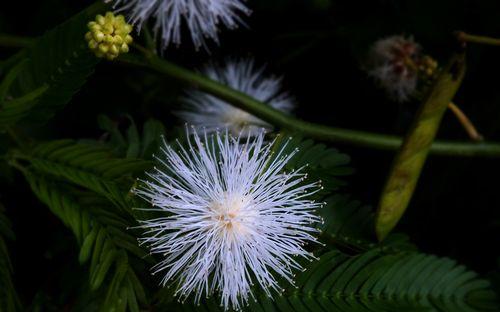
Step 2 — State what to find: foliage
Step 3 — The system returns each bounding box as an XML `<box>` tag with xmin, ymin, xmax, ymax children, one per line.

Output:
<box><xmin>10</xmin><ymin>138</ymin><xmax>151</xmax><ymax>312</ymax></box>
<box><xmin>0</xmin><ymin>2</ymin><xmax>105</xmax><ymax>130</ymax></box>
<box><xmin>319</xmin><ymin>194</ymin><xmax>417</xmax><ymax>253</ymax></box>
<box><xmin>0</xmin><ymin>1</ymin><xmax>499</xmax><ymax>312</ymax></box>
<box><xmin>281</xmin><ymin>249</ymin><xmax>497</xmax><ymax>312</ymax></box>
<box><xmin>3</xmin><ymin>119</ymin><xmax>498</xmax><ymax>312</ymax></box>
<box><xmin>0</xmin><ymin>203</ymin><xmax>20</xmax><ymax>312</ymax></box>
<box><xmin>272</xmin><ymin>133</ymin><xmax>353</xmax><ymax>196</ymax></box>
<box><xmin>164</xmin><ymin>249</ymin><xmax>497</xmax><ymax>312</ymax></box>
<box><xmin>0</xmin><ymin>59</ymin><xmax>48</xmax><ymax>131</ymax></box>
<box><xmin>97</xmin><ymin>115</ymin><xmax>166</xmax><ymax>159</ymax></box>
<box><xmin>17</xmin><ymin>139</ymin><xmax>148</xmax><ymax>208</ymax></box>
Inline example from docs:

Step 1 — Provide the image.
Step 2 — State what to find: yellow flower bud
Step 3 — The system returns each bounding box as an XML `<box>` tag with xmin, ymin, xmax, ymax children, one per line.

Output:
<box><xmin>96</xmin><ymin>15</ymin><xmax>105</xmax><ymax>25</ymax></box>
<box><xmin>105</xmin><ymin>12</ymin><xmax>114</xmax><ymax>19</ymax></box>
<box><xmin>122</xmin><ymin>24</ymin><xmax>132</xmax><ymax>34</ymax></box>
<box><xmin>89</xmin><ymin>24</ymin><xmax>101</xmax><ymax>32</ymax></box>
<box><xmin>98</xmin><ymin>43</ymin><xmax>109</xmax><ymax>53</ymax></box>
<box><xmin>113</xmin><ymin>35</ymin><xmax>123</xmax><ymax>45</ymax></box>
<box><xmin>104</xmin><ymin>34</ymin><xmax>114</xmax><ymax>43</ymax></box>
<box><xmin>109</xmin><ymin>44</ymin><xmax>119</xmax><ymax>55</ymax></box>
<box><xmin>115</xmin><ymin>15</ymin><xmax>125</xmax><ymax>24</ymax></box>
<box><xmin>103</xmin><ymin>24</ymin><xmax>114</xmax><ymax>35</ymax></box>
<box><xmin>124</xmin><ymin>35</ymin><xmax>133</xmax><ymax>44</ymax></box>
<box><xmin>93</xmin><ymin>31</ymin><xmax>105</xmax><ymax>42</ymax></box>
<box><xmin>88</xmin><ymin>40</ymin><xmax>98</xmax><ymax>50</ymax></box>
<box><xmin>85</xmin><ymin>12</ymin><xmax>134</xmax><ymax>61</ymax></box>
<box><xmin>120</xmin><ymin>44</ymin><xmax>129</xmax><ymax>53</ymax></box>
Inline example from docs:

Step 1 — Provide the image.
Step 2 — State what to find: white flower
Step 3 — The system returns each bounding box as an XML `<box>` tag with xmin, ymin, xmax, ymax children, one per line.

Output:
<box><xmin>108</xmin><ymin>0</ymin><xmax>250</xmax><ymax>49</ymax></box>
<box><xmin>367</xmin><ymin>35</ymin><xmax>422</xmax><ymax>102</ymax></box>
<box><xmin>178</xmin><ymin>59</ymin><xmax>295</xmax><ymax>137</ymax></box>
<box><xmin>135</xmin><ymin>129</ymin><xmax>322</xmax><ymax>310</ymax></box>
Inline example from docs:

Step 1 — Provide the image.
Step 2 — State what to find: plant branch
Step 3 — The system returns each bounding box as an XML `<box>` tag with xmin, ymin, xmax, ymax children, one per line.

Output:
<box><xmin>456</xmin><ymin>31</ymin><xmax>500</xmax><ymax>46</ymax></box>
<box><xmin>122</xmin><ymin>50</ymin><xmax>500</xmax><ymax>157</ymax></box>
<box><xmin>447</xmin><ymin>102</ymin><xmax>483</xmax><ymax>141</ymax></box>
<box><xmin>0</xmin><ymin>34</ymin><xmax>34</xmax><ymax>48</ymax></box>
<box><xmin>2</xmin><ymin>34</ymin><xmax>500</xmax><ymax>157</ymax></box>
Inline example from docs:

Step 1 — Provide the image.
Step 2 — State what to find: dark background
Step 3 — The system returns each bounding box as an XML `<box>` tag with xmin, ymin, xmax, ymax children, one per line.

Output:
<box><xmin>1</xmin><ymin>0</ymin><xmax>500</xmax><ymax>307</ymax></box>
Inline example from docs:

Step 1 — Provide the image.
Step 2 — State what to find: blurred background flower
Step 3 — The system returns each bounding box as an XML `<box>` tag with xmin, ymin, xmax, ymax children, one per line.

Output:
<box><xmin>178</xmin><ymin>58</ymin><xmax>295</xmax><ymax>136</ymax></box>
<box><xmin>108</xmin><ymin>0</ymin><xmax>250</xmax><ymax>49</ymax></box>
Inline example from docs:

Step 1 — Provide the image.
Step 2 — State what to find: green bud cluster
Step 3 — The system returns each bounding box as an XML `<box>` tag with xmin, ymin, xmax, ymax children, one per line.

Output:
<box><xmin>85</xmin><ymin>12</ymin><xmax>133</xmax><ymax>60</ymax></box>
<box><xmin>418</xmin><ymin>55</ymin><xmax>439</xmax><ymax>78</ymax></box>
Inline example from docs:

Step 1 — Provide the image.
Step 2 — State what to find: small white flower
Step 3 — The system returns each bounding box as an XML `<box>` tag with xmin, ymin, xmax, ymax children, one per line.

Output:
<box><xmin>367</xmin><ymin>35</ymin><xmax>422</xmax><ymax>102</ymax></box>
<box><xmin>178</xmin><ymin>59</ymin><xmax>295</xmax><ymax>137</ymax></box>
<box><xmin>135</xmin><ymin>129</ymin><xmax>322</xmax><ymax>310</ymax></box>
<box><xmin>108</xmin><ymin>0</ymin><xmax>251</xmax><ymax>49</ymax></box>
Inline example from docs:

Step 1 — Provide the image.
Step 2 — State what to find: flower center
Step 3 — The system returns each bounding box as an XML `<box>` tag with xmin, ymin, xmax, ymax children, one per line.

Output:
<box><xmin>224</xmin><ymin>109</ymin><xmax>252</xmax><ymax>128</ymax></box>
<box><xmin>210</xmin><ymin>193</ymin><xmax>254</xmax><ymax>235</ymax></box>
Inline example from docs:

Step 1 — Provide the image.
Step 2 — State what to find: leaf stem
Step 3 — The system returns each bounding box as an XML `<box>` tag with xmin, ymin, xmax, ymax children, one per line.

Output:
<box><xmin>447</xmin><ymin>102</ymin><xmax>483</xmax><ymax>141</ymax></box>
<box><xmin>456</xmin><ymin>31</ymin><xmax>500</xmax><ymax>46</ymax></box>
<box><xmin>122</xmin><ymin>49</ymin><xmax>500</xmax><ymax>157</ymax></box>
<box><xmin>2</xmin><ymin>34</ymin><xmax>500</xmax><ymax>157</ymax></box>
<box><xmin>0</xmin><ymin>34</ymin><xmax>34</xmax><ymax>48</ymax></box>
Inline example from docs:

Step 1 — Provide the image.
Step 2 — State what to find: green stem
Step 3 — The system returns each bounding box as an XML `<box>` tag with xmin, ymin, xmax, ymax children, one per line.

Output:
<box><xmin>456</xmin><ymin>31</ymin><xmax>500</xmax><ymax>46</ymax></box>
<box><xmin>0</xmin><ymin>34</ymin><xmax>34</xmax><ymax>48</ymax></box>
<box><xmin>3</xmin><ymin>34</ymin><xmax>500</xmax><ymax>157</ymax></box>
<box><xmin>122</xmin><ymin>51</ymin><xmax>500</xmax><ymax>157</ymax></box>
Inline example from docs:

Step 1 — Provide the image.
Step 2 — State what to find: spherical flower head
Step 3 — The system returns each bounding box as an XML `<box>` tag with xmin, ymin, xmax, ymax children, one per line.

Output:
<box><xmin>178</xmin><ymin>59</ymin><xmax>295</xmax><ymax>137</ymax></box>
<box><xmin>85</xmin><ymin>12</ymin><xmax>133</xmax><ymax>60</ymax></box>
<box><xmin>108</xmin><ymin>0</ymin><xmax>251</xmax><ymax>50</ymax></box>
<box><xmin>135</xmin><ymin>129</ymin><xmax>322</xmax><ymax>310</ymax></box>
<box><xmin>367</xmin><ymin>35</ymin><xmax>422</xmax><ymax>102</ymax></box>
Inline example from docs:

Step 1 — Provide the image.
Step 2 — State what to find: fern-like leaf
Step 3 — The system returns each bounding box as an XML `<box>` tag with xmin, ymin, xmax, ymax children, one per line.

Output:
<box><xmin>18</xmin><ymin>139</ymin><xmax>151</xmax><ymax>211</ymax></box>
<box><xmin>272</xmin><ymin>134</ymin><xmax>353</xmax><ymax>198</ymax></box>
<box><xmin>0</xmin><ymin>203</ymin><xmax>20</xmax><ymax>311</ymax></box>
<box><xmin>286</xmin><ymin>249</ymin><xmax>498</xmax><ymax>311</ymax></box>
<box><xmin>0</xmin><ymin>60</ymin><xmax>48</xmax><ymax>130</ymax></box>
<box><xmin>7</xmin><ymin>2</ymin><xmax>106</xmax><ymax>126</ymax></box>
<box><xmin>22</xmin><ymin>171</ymin><xmax>147</xmax><ymax>312</ymax></box>
<box><xmin>320</xmin><ymin>194</ymin><xmax>416</xmax><ymax>253</ymax></box>
<box><xmin>176</xmin><ymin>250</ymin><xmax>498</xmax><ymax>312</ymax></box>
<box><xmin>97</xmin><ymin>115</ymin><xmax>166</xmax><ymax>159</ymax></box>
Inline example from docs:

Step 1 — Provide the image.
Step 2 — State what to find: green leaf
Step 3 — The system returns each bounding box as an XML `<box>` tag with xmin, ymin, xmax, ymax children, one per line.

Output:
<box><xmin>320</xmin><ymin>194</ymin><xmax>417</xmax><ymax>253</ymax></box>
<box><xmin>21</xmin><ymin>170</ymin><xmax>148</xmax><ymax>312</ymax></box>
<box><xmin>0</xmin><ymin>203</ymin><xmax>21</xmax><ymax>311</ymax></box>
<box><xmin>0</xmin><ymin>60</ymin><xmax>27</xmax><ymax>101</ymax></box>
<box><xmin>272</xmin><ymin>134</ymin><xmax>353</xmax><ymax>196</ymax></box>
<box><xmin>0</xmin><ymin>60</ymin><xmax>49</xmax><ymax>130</ymax></box>
<box><xmin>9</xmin><ymin>138</ymin><xmax>152</xmax><ymax>310</ymax></box>
<box><xmin>126</xmin><ymin>118</ymin><xmax>141</xmax><ymax>159</ymax></box>
<box><xmin>18</xmin><ymin>139</ymin><xmax>151</xmax><ymax>211</ymax></box>
<box><xmin>97</xmin><ymin>115</ymin><xmax>166</xmax><ymax>159</ymax></box>
<box><xmin>97</xmin><ymin>115</ymin><xmax>128</xmax><ymax>152</ymax></box>
<box><xmin>175</xmin><ymin>250</ymin><xmax>498</xmax><ymax>312</ymax></box>
<box><xmin>8</xmin><ymin>2</ymin><xmax>106</xmax><ymax>126</ymax></box>
<box><xmin>141</xmin><ymin>120</ymin><xmax>166</xmax><ymax>156</ymax></box>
